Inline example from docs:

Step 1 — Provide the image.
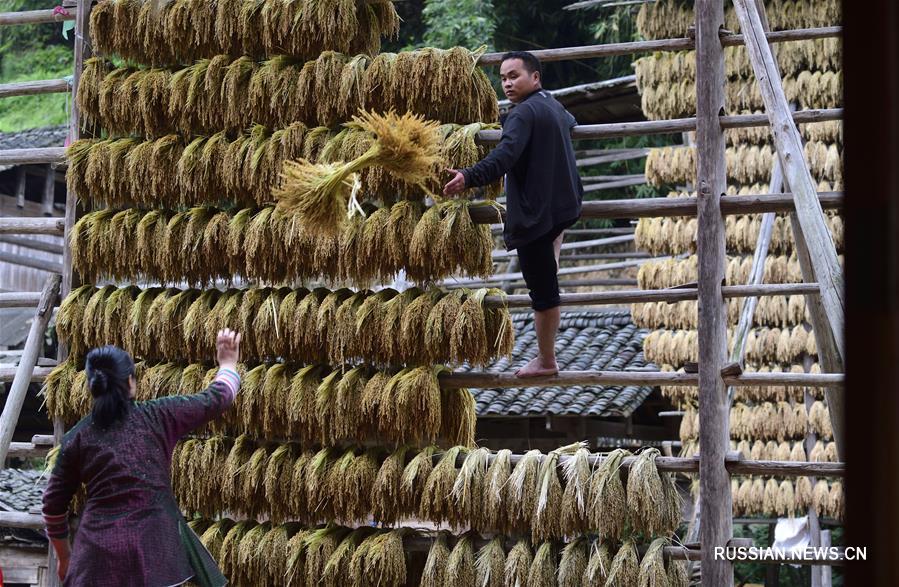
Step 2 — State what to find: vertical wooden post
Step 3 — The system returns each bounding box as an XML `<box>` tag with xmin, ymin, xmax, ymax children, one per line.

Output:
<box><xmin>14</xmin><ymin>166</ymin><xmax>26</xmax><ymax>208</ymax></box>
<box><xmin>694</xmin><ymin>1</ymin><xmax>733</xmax><ymax>585</ymax></box>
<box><xmin>0</xmin><ymin>274</ymin><xmax>60</xmax><ymax>463</ymax></box>
<box><xmin>41</xmin><ymin>164</ymin><xmax>55</xmax><ymax>216</ymax></box>
<box><xmin>804</xmin><ymin>384</ymin><xmax>823</xmax><ymax>587</ymax></box>
<box><xmin>820</xmin><ymin>530</ymin><xmax>832</xmax><ymax>587</ymax></box>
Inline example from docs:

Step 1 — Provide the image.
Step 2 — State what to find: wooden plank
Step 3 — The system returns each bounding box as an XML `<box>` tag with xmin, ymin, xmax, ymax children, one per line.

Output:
<box><xmin>0</xmin><ymin>218</ymin><xmax>65</xmax><ymax>236</ymax></box>
<box><xmin>694</xmin><ymin>1</ymin><xmax>734</xmax><ymax>584</ymax></box>
<box><xmin>491</xmin><ymin>234</ymin><xmax>634</xmax><ymax>259</ymax></box>
<box><xmin>0</xmin><ymin>511</ymin><xmax>44</xmax><ymax>529</ymax></box>
<box><xmin>0</xmin><ymin>274</ymin><xmax>60</xmax><ymax>463</ymax></box>
<box><xmin>486</xmin><ymin>283</ymin><xmax>820</xmax><ymax>308</ymax></box>
<box><xmin>577</xmin><ymin>149</ymin><xmax>649</xmax><ymax>167</ymax></box>
<box><xmin>0</xmin><ymin>148</ymin><xmax>66</xmax><ymax>166</ymax></box>
<box><xmin>0</xmin><ymin>78</ymin><xmax>69</xmax><ymax>98</ymax></box>
<box><xmin>467</xmin><ymin>191</ymin><xmax>843</xmax><ymax>224</ymax></box>
<box><xmin>0</xmin><ymin>250</ymin><xmax>63</xmax><ymax>273</ymax></box>
<box><xmin>0</xmin><ymin>292</ymin><xmax>42</xmax><ymax>309</ymax></box>
<box><xmin>447</xmin><ymin>257</ymin><xmax>655</xmax><ymax>285</ymax></box>
<box><xmin>475</xmin><ymin>109</ymin><xmax>843</xmax><ymax>143</ymax></box>
<box><xmin>582</xmin><ymin>175</ymin><xmax>647</xmax><ymax>192</ymax></box>
<box><xmin>438</xmin><ymin>370</ymin><xmax>843</xmax><ymax>390</ymax></box>
<box><xmin>732</xmin><ymin>0</ymin><xmax>845</xmax><ymax>360</ymax></box>
<box><xmin>476</xmin><ymin>27</ymin><xmax>841</xmax><ymax>65</ymax></box>
<box><xmin>0</xmin><ymin>9</ymin><xmax>76</xmax><ymax>26</ymax></box>
<box><xmin>7</xmin><ymin>441</ymin><xmax>52</xmax><ymax>459</ymax></box>
<box><xmin>0</xmin><ymin>236</ymin><xmax>64</xmax><ymax>255</ymax></box>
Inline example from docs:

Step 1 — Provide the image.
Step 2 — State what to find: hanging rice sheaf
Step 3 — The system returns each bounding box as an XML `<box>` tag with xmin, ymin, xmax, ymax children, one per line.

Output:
<box><xmin>635</xmin><ymin>0</ymin><xmax>841</xmax><ymax>42</ymax></box>
<box><xmin>56</xmin><ymin>285</ymin><xmax>512</xmax><ymax>367</ymax></box>
<box><xmin>644</xmin><ymin>143</ymin><xmax>843</xmax><ymax>188</ymax></box>
<box><xmin>90</xmin><ymin>0</ymin><xmax>400</xmax><ymax>66</ymax></box>
<box><xmin>69</xmin><ymin>201</ymin><xmax>497</xmax><ymax>286</ymax></box>
<box><xmin>67</xmin><ymin>120</ymin><xmax>501</xmax><ymax>208</ymax></box>
<box><xmin>635</xmin><ymin>209</ymin><xmax>844</xmax><ymax>257</ymax></box>
<box><xmin>43</xmin><ymin>360</ymin><xmax>476</xmax><ymax>448</ymax></box>
<box><xmin>168</xmin><ymin>441</ymin><xmax>685</xmax><ymax>540</ymax></box>
<box><xmin>272</xmin><ymin>111</ymin><xmax>443</xmax><ymax>236</ymax></box>
<box><xmin>77</xmin><ymin>48</ymin><xmax>497</xmax><ymax>137</ymax></box>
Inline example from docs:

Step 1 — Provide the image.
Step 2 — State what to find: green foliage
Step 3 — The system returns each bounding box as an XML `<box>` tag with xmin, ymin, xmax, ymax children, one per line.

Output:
<box><xmin>422</xmin><ymin>0</ymin><xmax>496</xmax><ymax>50</ymax></box>
<box><xmin>588</xmin><ymin>4</ymin><xmax>642</xmax><ymax>80</ymax></box>
<box><xmin>0</xmin><ymin>0</ymin><xmax>73</xmax><ymax>132</ymax></box>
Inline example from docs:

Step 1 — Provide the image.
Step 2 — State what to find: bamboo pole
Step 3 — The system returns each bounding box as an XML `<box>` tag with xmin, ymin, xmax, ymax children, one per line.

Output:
<box><xmin>0</xmin><ymin>274</ymin><xmax>61</xmax><ymax>463</ymax></box>
<box><xmin>491</xmin><ymin>234</ymin><xmax>634</xmax><ymax>259</ymax></box>
<box><xmin>0</xmin><ymin>147</ymin><xmax>66</xmax><ymax>166</ymax></box>
<box><xmin>0</xmin><ymin>367</ymin><xmax>53</xmax><ymax>383</ymax></box>
<box><xmin>0</xmin><ymin>251</ymin><xmax>62</xmax><ymax>273</ymax></box>
<box><xmin>0</xmin><ymin>236</ymin><xmax>64</xmax><ymax>255</ymax></box>
<box><xmin>438</xmin><ymin>370</ymin><xmax>843</xmax><ymax>390</ymax></box>
<box><xmin>0</xmin><ymin>78</ymin><xmax>69</xmax><ymax>98</ymax></box>
<box><xmin>476</xmin><ymin>26</ymin><xmax>841</xmax><ymax>64</ymax></box>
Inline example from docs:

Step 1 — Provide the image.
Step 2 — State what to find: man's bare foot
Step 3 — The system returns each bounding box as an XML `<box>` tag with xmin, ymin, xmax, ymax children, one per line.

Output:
<box><xmin>515</xmin><ymin>356</ymin><xmax>559</xmax><ymax>378</ymax></box>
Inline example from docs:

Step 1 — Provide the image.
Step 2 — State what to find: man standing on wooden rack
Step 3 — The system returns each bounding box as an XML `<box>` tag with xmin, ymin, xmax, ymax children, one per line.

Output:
<box><xmin>444</xmin><ymin>51</ymin><xmax>583</xmax><ymax>378</ymax></box>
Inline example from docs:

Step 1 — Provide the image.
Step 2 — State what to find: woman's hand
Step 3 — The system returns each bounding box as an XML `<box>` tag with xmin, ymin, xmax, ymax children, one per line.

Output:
<box><xmin>216</xmin><ymin>328</ymin><xmax>241</xmax><ymax>371</ymax></box>
<box><xmin>57</xmin><ymin>555</ymin><xmax>69</xmax><ymax>581</ymax></box>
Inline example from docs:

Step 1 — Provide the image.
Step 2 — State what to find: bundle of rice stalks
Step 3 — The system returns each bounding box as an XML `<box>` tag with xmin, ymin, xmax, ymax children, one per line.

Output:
<box><xmin>584</xmin><ymin>540</ymin><xmax>613</xmax><ymax>585</ymax></box>
<box><xmin>421</xmin><ymin>531</ymin><xmax>452</xmax><ymax>587</ymax></box>
<box><xmin>476</xmin><ymin>536</ymin><xmax>507</xmax><ymax>587</ymax></box>
<box><xmin>79</xmin><ymin>48</ymin><xmax>497</xmax><ymax>137</ymax></box>
<box><xmin>353</xmin><ymin>528</ymin><xmax>409</xmax><ymax>587</ymax></box>
<box><xmin>606</xmin><ymin>540</ymin><xmax>640</xmax><ymax>587</ymax></box>
<box><xmin>90</xmin><ymin>0</ymin><xmax>399</xmax><ymax>66</ymax></box>
<box><xmin>504</xmin><ymin>540</ymin><xmax>533</xmax><ymax>587</ymax></box>
<box><xmin>588</xmin><ymin>448</ymin><xmax>631</xmax><ymax>541</ymax></box>
<box><xmin>451</xmin><ymin>447</ymin><xmax>490</xmax><ymax>529</ymax></box>
<box><xmin>637</xmin><ymin>538</ymin><xmax>668</xmax><ymax>587</ymax></box>
<box><xmin>482</xmin><ymin>448</ymin><xmax>512</xmax><ymax>533</ymax></box>
<box><xmin>561</xmin><ymin>447</ymin><xmax>591</xmax><ymax>536</ymax></box>
<box><xmin>532</xmin><ymin>444</ymin><xmax>580</xmax><ymax>542</ymax></box>
<box><xmin>506</xmin><ymin>449</ymin><xmax>541</xmax><ymax>534</ymax></box>
<box><xmin>527</xmin><ymin>542</ymin><xmax>557</xmax><ymax>587</ymax></box>
<box><xmin>71</xmin><ymin>203</ymin><xmax>497</xmax><ymax>287</ymax></box>
<box><xmin>558</xmin><ymin>537</ymin><xmax>588</xmax><ymax>587</ymax></box>
<box><xmin>400</xmin><ymin>445</ymin><xmax>437</xmax><ymax>514</ymax></box>
<box><xmin>446</xmin><ymin>534</ymin><xmax>477</xmax><ymax>587</ymax></box>
<box><xmin>627</xmin><ymin>448</ymin><xmax>680</xmax><ymax>537</ymax></box>
<box><xmin>420</xmin><ymin>446</ymin><xmax>465</xmax><ymax>526</ymax></box>
<box><xmin>274</xmin><ymin>111</ymin><xmax>442</xmax><ymax>236</ymax></box>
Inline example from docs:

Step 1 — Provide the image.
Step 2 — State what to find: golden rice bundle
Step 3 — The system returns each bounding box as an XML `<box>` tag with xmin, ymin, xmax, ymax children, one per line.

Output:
<box><xmin>588</xmin><ymin>448</ymin><xmax>631</xmax><ymax>541</ymax></box>
<box><xmin>527</xmin><ymin>542</ymin><xmax>557</xmax><ymax>587</ymax></box>
<box><xmin>558</xmin><ymin>537</ymin><xmax>588</xmax><ymax>587</ymax></box>
<box><xmin>584</xmin><ymin>540</ymin><xmax>613</xmax><ymax>585</ymax></box>
<box><xmin>446</xmin><ymin>534</ymin><xmax>476</xmax><ymax>586</ymax></box>
<box><xmin>475</xmin><ymin>536</ymin><xmax>506</xmax><ymax>587</ymax></box>
<box><xmin>606</xmin><ymin>540</ymin><xmax>640</xmax><ymax>587</ymax></box>
<box><xmin>90</xmin><ymin>0</ymin><xmax>399</xmax><ymax>66</ymax></box>
<box><xmin>505</xmin><ymin>449</ymin><xmax>541</xmax><ymax>534</ymax></box>
<box><xmin>637</xmin><ymin>538</ymin><xmax>669</xmax><ymax>587</ymax></box>
<box><xmin>421</xmin><ymin>532</ymin><xmax>451</xmax><ymax>587</ymax></box>
<box><xmin>78</xmin><ymin>48</ymin><xmax>497</xmax><ymax>137</ymax></box>
<box><xmin>45</xmin><ymin>360</ymin><xmax>475</xmax><ymax>447</ymax></box>
<box><xmin>627</xmin><ymin>447</ymin><xmax>680</xmax><ymax>537</ymax></box>
<box><xmin>70</xmin><ymin>202</ymin><xmax>498</xmax><ymax>287</ymax></box>
<box><xmin>274</xmin><ymin>111</ymin><xmax>442</xmax><ymax>236</ymax></box>
<box><xmin>483</xmin><ymin>448</ymin><xmax>512</xmax><ymax>534</ymax></box>
<box><xmin>504</xmin><ymin>540</ymin><xmax>533</xmax><ymax>587</ymax></box>
<box><xmin>560</xmin><ymin>447</ymin><xmax>591</xmax><ymax>536</ymax></box>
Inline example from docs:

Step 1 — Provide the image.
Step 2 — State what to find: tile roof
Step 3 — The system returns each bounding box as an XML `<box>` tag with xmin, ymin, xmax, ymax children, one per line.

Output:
<box><xmin>466</xmin><ymin>310</ymin><xmax>655</xmax><ymax>417</ymax></box>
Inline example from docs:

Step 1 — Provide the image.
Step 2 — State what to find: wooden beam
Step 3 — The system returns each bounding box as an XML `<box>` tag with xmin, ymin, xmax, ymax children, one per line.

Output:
<box><xmin>582</xmin><ymin>175</ymin><xmax>647</xmax><ymax>192</ymax></box>
<box><xmin>0</xmin><ymin>147</ymin><xmax>66</xmax><ymax>166</ymax></box>
<box><xmin>0</xmin><ymin>292</ymin><xmax>42</xmax><ymax>309</ymax></box>
<box><xmin>0</xmin><ymin>236</ymin><xmax>64</xmax><ymax>255</ymax></box>
<box><xmin>0</xmin><ymin>78</ymin><xmax>69</xmax><ymax>98</ymax></box>
<box><xmin>438</xmin><ymin>370</ymin><xmax>843</xmax><ymax>390</ymax></box>
<box><xmin>0</xmin><ymin>9</ymin><xmax>76</xmax><ymax>26</ymax></box>
<box><xmin>476</xmin><ymin>27</ymin><xmax>841</xmax><ymax>65</ymax></box>
<box><xmin>0</xmin><ymin>217</ymin><xmax>65</xmax><ymax>235</ymax></box>
<box><xmin>486</xmin><ymin>283</ymin><xmax>820</xmax><ymax>308</ymax></box>
<box><xmin>491</xmin><ymin>234</ymin><xmax>634</xmax><ymax>259</ymax></box>
<box><xmin>446</xmin><ymin>257</ymin><xmax>654</xmax><ymax>286</ymax></box>
<box><xmin>0</xmin><ymin>251</ymin><xmax>63</xmax><ymax>273</ymax></box>
<box><xmin>7</xmin><ymin>441</ymin><xmax>52</xmax><ymax>459</ymax></box>
<box><xmin>475</xmin><ymin>108</ymin><xmax>842</xmax><ymax>143</ymax></box>
<box><xmin>0</xmin><ymin>274</ymin><xmax>61</xmax><ymax>463</ymax></box>
<box><xmin>0</xmin><ymin>367</ymin><xmax>52</xmax><ymax>383</ymax></box>
<box><xmin>0</xmin><ymin>511</ymin><xmax>44</xmax><ymax>530</ymax></box>
<box><xmin>577</xmin><ymin>149</ymin><xmax>649</xmax><ymax>167</ymax></box>
<box><xmin>467</xmin><ymin>192</ymin><xmax>843</xmax><ymax>224</ymax></box>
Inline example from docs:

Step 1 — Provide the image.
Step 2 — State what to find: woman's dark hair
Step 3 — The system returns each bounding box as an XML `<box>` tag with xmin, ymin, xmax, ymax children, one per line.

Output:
<box><xmin>501</xmin><ymin>51</ymin><xmax>542</xmax><ymax>78</ymax></box>
<box><xmin>85</xmin><ymin>345</ymin><xmax>135</xmax><ymax>428</ymax></box>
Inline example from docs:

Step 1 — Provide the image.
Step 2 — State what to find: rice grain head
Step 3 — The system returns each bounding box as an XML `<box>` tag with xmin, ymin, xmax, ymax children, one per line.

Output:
<box><xmin>504</xmin><ymin>540</ymin><xmax>533</xmax><ymax>587</ymax></box>
<box><xmin>606</xmin><ymin>540</ymin><xmax>640</xmax><ymax>587</ymax></box>
<box><xmin>476</xmin><ymin>536</ymin><xmax>506</xmax><ymax>587</ymax></box>
<box><xmin>421</xmin><ymin>531</ymin><xmax>451</xmax><ymax>587</ymax></box>
<box><xmin>558</xmin><ymin>537</ymin><xmax>588</xmax><ymax>587</ymax></box>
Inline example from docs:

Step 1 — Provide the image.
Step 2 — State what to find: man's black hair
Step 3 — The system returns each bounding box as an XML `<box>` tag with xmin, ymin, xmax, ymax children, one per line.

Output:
<box><xmin>501</xmin><ymin>51</ymin><xmax>542</xmax><ymax>78</ymax></box>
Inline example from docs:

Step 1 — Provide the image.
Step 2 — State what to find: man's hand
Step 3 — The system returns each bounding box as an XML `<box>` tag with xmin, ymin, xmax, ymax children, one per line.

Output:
<box><xmin>216</xmin><ymin>328</ymin><xmax>241</xmax><ymax>371</ymax></box>
<box><xmin>443</xmin><ymin>168</ymin><xmax>466</xmax><ymax>196</ymax></box>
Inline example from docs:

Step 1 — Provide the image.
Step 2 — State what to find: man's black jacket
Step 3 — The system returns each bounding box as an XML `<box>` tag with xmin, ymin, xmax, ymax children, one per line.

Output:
<box><xmin>461</xmin><ymin>89</ymin><xmax>583</xmax><ymax>250</ymax></box>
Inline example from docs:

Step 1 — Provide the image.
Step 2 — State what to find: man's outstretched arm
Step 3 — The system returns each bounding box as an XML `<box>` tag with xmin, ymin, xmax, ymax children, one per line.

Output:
<box><xmin>444</xmin><ymin>107</ymin><xmax>533</xmax><ymax>195</ymax></box>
